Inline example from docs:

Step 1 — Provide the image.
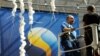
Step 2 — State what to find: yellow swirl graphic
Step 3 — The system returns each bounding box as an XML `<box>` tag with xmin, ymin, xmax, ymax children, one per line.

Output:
<box><xmin>28</xmin><ymin>32</ymin><xmax>51</xmax><ymax>56</ymax></box>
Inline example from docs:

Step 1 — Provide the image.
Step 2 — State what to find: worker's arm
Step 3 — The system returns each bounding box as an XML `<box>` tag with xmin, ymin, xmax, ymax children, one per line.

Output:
<box><xmin>63</xmin><ymin>28</ymin><xmax>75</xmax><ymax>32</ymax></box>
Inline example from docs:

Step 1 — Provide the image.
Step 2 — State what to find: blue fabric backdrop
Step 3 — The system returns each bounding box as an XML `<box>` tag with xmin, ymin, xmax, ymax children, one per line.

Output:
<box><xmin>0</xmin><ymin>8</ymin><xmax>79</xmax><ymax>56</ymax></box>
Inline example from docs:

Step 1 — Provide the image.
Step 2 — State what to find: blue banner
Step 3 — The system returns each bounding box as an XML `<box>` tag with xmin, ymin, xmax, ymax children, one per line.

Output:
<box><xmin>0</xmin><ymin>8</ymin><xmax>79</xmax><ymax>56</ymax></box>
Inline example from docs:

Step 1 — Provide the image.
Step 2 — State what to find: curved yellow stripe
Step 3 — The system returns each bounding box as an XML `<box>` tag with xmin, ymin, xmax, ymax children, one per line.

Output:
<box><xmin>28</xmin><ymin>34</ymin><xmax>51</xmax><ymax>56</ymax></box>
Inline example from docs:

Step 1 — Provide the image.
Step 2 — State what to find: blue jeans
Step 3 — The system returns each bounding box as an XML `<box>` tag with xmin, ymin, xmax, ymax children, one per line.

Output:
<box><xmin>61</xmin><ymin>40</ymin><xmax>81</xmax><ymax>56</ymax></box>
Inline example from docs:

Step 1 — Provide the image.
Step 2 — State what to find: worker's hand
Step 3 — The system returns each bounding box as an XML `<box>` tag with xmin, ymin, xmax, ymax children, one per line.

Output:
<box><xmin>71</xmin><ymin>28</ymin><xmax>75</xmax><ymax>31</ymax></box>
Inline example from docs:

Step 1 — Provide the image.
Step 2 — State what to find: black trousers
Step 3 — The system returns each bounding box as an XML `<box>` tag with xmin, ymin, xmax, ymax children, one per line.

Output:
<box><xmin>84</xmin><ymin>30</ymin><xmax>93</xmax><ymax>56</ymax></box>
<box><xmin>85</xmin><ymin>40</ymin><xmax>93</xmax><ymax>56</ymax></box>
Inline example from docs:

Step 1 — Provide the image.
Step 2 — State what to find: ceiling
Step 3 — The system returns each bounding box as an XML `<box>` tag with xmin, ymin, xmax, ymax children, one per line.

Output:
<box><xmin>1</xmin><ymin>0</ymin><xmax>100</xmax><ymax>13</ymax></box>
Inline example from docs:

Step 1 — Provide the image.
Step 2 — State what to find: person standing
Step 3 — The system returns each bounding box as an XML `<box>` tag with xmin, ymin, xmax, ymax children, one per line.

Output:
<box><xmin>82</xmin><ymin>5</ymin><xmax>99</xmax><ymax>56</ymax></box>
<box><xmin>61</xmin><ymin>15</ymin><xmax>80</xmax><ymax>56</ymax></box>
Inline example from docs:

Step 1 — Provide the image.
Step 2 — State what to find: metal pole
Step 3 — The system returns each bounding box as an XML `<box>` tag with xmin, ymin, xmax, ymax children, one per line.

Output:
<box><xmin>91</xmin><ymin>24</ymin><xmax>99</xmax><ymax>50</ymax></box>
<box><xmin>58</xmin><ymin>34</ymin><xmax>61</xmax><ymax>56</ymax></box>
